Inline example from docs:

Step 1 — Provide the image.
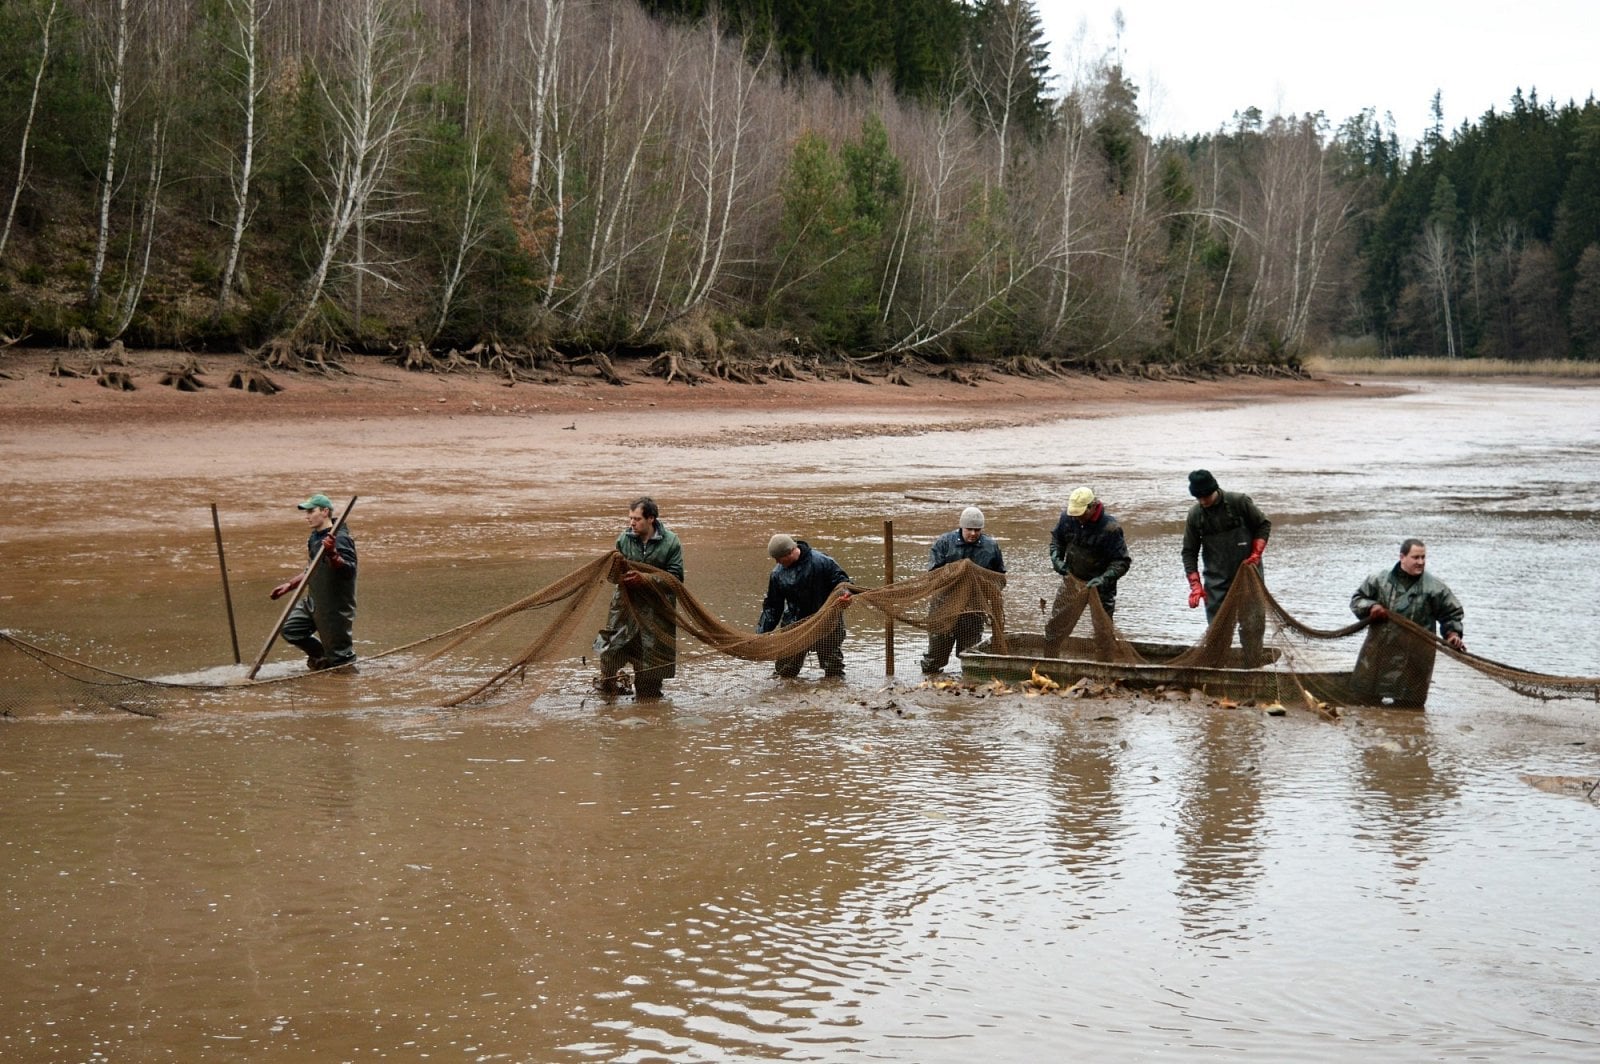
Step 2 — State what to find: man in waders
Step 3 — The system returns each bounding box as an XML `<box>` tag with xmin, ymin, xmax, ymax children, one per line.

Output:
<box><xmin>759</xmin><ymin>534</ymin><xmax>852</xmax><ymax>679</ymax></box>
<box><xmin>1181</xmin><ymin>470</ymin><xmax>1271</xmax><ymax>665</ymax></box>
<box><xmin>920</xmin><ymin>506</ymin><xmax>1007</xmax><ymax>674</ymax></box>
<box><xmin>1045</xmin><ymin>487</ymin><xmax>1132</xmax><ymax>652</ymax></box>
<box><xmin>594</xmin><ymin>497</ymin><xmax>684</xmax><ymax>699</ymax></box>
<box><xmin>1348</xmin><ymin>538</ymin><xmax>1465</xmax><ymax>707</ymax></box>
<box><xmin>270</xmin><ymin>493</ymin><xmax>358</xmax><ymax>670</ymax></box>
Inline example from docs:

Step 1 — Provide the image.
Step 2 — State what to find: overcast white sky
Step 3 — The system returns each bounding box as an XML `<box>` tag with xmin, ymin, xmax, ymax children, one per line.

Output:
<box><xmin>1036</xmin><ymin>1</ymin><xmax>1597</xmax><ymax>143</ymax></box>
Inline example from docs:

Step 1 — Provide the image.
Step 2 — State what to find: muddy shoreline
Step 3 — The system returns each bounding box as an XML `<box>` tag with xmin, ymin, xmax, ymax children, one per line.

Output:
<box><xmin>1</xmin><ymin>346</ymin><xmax>1379</xmax><ymax>428</ymax></box>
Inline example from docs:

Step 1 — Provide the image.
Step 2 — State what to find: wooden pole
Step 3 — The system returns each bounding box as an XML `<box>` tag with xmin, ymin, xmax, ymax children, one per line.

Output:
<box><xmin>246</xmin><ymin>496</ymin><xmax>358</xmax><ymax>679</ymax></box>
<box><xmin>884</xmin><ymin>519</ymin><xmax>895</xmax><ymax>676</ymax></box>
<box><xmin>210</xmin><ymin>503</ymin><xmax>242</xmax><ymax>665</ymax></box>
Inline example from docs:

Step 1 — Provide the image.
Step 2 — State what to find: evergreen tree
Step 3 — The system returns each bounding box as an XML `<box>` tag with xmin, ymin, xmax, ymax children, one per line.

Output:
<box><xmin>1552</xmin><ymin>103</ymin><xmax>1600</xmax><ymax>293</ymax></box>
<box><xmin>1568</xmin><ymin>243</ymin><xmax>1600</xmax><ymax>359</ymax></box>
<box><xmin>1091</xmin><ymin>63</ymin><xmax>1141</xmax><ymax>195</ymax></box>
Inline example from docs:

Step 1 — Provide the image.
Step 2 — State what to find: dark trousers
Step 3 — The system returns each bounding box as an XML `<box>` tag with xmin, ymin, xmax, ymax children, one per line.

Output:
<box><xmin>282</xmin><ymin>596</ymin><xmax>356</xmax><ymax>665</ymax></box>
<box><xmin>920</xmin><ymin>613</ymin><xmax>985</xmax><ymax>672</ymax></box>
<box><xmin>774</xmin><ymin>618</ymin><xmax>846</xmax><ymax>678</ymax></box>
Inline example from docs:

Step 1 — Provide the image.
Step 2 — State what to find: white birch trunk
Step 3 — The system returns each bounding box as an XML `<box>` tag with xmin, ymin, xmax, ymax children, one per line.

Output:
<box><xmin>288</xmin><ymin>0</ymin><xmax>422</xmax><ymax>337</ymax></box>
<box><xmin>89</xmin><ymin>0</ymin><xmax>131</xmax><ymax>308</ymax></box>
<box><xmin>0</xmin><ymin>0</ymin><xmax>59</xmax><ymax>261</ymax></box>
<box><xmin>112</xmin><ymin>117</ymin><xmax>168</xmax><ymax>337</ymax></box>
<box><xmin>216</xmin><ymin>0</ymin><xmax>267</xmax><ymax>318</ymax></box>
<box><xmin>432</xmin><ymin>127</ymin><xmax>495</xmax><ymax>339</ymax></box>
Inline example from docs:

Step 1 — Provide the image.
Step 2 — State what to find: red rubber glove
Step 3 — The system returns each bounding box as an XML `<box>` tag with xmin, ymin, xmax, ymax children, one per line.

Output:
<box><xmin>322</xmin><ymin>533</ymin><xmax>345</xmax><ymax>568</ymax></box>
<box><xmin>838</xmin><ymin>590</ymin><xmax>853</xmax><ymax>608</ymax></box>
<box><xmin>1243</xmin><ymin>538</ymin><xmax>1267</xmax><ymax>566</ymax></box>
<box><xmin>620</xmin><ymin>570</ymin><xmax>643</xmax><ymax>586</ymax></box>
<box><xmin>1186</xmin><ymin>572</ymin><xmax>1205</xmax><ymax>609</ymax></box>
<box><xmin>270</xmin><ymin>575</ymin><xmax>301</xmax><ymax>600</ymax></box>
<box><xmin>1367</xmin><ymin>604</ymin><xmax>1388</xmax><ymax>622</ymax></box>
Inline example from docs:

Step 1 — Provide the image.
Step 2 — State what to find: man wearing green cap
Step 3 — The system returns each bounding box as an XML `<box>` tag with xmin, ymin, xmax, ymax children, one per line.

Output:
<box><xmin>271</xmin><ymin>493</ymin><xmax>358</xmax><ymax>670</ymax></box>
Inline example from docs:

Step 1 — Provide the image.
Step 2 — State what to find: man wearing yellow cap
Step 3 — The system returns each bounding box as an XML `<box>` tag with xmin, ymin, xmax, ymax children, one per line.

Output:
<box><xmin>1045</xmin><ymin>487</ymin><xmax>1132</xmax><ymax>649</ymax></box>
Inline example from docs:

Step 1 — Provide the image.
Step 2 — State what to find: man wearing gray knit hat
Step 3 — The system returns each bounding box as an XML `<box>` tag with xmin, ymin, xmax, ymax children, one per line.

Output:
<box><xmin>920</xmin><ymin>506</ymin><xmax>1007</xmax><ymax>673</ymax></box>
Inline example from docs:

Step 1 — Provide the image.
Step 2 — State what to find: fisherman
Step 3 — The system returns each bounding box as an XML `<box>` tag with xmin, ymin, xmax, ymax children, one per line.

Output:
<box><xmin>1181</xmin><ymin>469</ymin><xmax>1271</xmax><ymax>664</ymax></box>
<box><xmin>594</xmin><ymin>496</ymin><xmax>684</xmax><ymax>698</ymax></box>
<box><xmin>271</xmin><ymin>492</ymin><xmax>358</xmax><ymax>670</ymax></box>
<box><xmin>758</xmin><ymin>534</ymin><xmax>852</xmax><ymax>678</ymax></box>
<box><xmin>1045</xmin><ymin>487</ymin><xmax>1132</xmax><ymax>650</ymax></box>
<box><xmin>920</xmin><ymin>506</ymin><xmax>1007</xmax><ymax>673</ymax></box>
<box><xmin>1349</xmin><ymin>538</ymin><xmax>1465</xmax><ymax>707</ymax></box>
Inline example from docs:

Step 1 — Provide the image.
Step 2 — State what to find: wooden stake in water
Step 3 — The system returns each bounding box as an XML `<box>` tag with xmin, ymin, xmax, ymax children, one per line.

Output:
<box><xmin>884</xmin><ymin>519</ymin><xmax>895</xmax><ymax>676</ymax></box>
<box><xmin>211</xmin><ymin>503</ymin><xmax>242</xmax><ymax>665</ymax></box>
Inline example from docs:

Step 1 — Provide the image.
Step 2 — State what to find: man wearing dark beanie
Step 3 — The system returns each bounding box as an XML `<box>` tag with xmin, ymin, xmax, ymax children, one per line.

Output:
<box><xmin>1181</xmin><ymin>469</ymin><xmax>1271</xmax><ymax>664</ymax></box>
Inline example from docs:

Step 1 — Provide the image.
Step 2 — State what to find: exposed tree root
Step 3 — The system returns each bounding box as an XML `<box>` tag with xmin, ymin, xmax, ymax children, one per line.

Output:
<box><xmin>763</xmin><ymin>355</ymin><xmax>806</xmax><ymax>381</ymax></box>
<box><xmin>94</xmin><ymin>367</ymin><xmax>135</xmax><ymax>390</ymax></box>
<box><xmin>646</xmin><ymin>350</ymin><xmax>705</xmax><ymax>386</ymax></box>
<box><xmin>160</xmin><ymin>357</ymin><xmax>208</xmax><ymax>391</ymax></box>
<box><xmin>711</xmin><ymin>357</ymin><xmax>763</xmax><ymax>385</ymax></box>
<box><xmin>586</xmin><ymin>351</ymin><xmax>626</xmax><ymax>386</ymax></box>
<box><xmin>228</xmin><ymin>367</ymin><xmax>281</xmax><ymax>394</ymax></box>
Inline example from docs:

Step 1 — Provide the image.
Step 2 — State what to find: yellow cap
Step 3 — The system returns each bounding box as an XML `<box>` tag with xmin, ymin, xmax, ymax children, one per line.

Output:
<box><xmin>1067</xmin><ymin>487</ymin><xmax>1096</xmax><ymax>517</ymax></box>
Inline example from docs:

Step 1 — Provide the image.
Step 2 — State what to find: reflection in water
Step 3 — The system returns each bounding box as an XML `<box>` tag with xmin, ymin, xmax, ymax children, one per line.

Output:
<box><xmin>1351</xmin><ymin>714</ymin><xmax>1461</xmax><ymax>884</ymax></box>
<box><xmin>1171</xmin><ymin>712</ymin><xmax>1265</xmax><ymax>941</ymax></box>
<box><xmin>1048</xmin><ymin>716</ymin><xmax>1127</xmax><ymax>885</ymax></box>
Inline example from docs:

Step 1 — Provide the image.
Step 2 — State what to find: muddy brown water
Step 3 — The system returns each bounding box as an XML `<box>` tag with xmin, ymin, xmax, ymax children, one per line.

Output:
<box><xmin>3</xmin><ymin>380</ymin><xmax>1599</xmax><ymax>1060</ymax></box>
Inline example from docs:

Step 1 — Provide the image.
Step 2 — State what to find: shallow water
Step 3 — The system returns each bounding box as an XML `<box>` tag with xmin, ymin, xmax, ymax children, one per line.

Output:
<box><xmin>3</xmin><ymin>379</ymin><xmax>1599</xmax><ymax>1061</ymax></box>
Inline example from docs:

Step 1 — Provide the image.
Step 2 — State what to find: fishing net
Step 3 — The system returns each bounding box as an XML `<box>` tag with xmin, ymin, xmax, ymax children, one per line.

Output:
<box><xmin>3</xmin><ymin>553</ymin><xmax>1595</xmax><ymax>718</ymax></box>
<box><xmin>1019</xmin><ymin>564</ymin><xmax>1600</xmax><ymax>711</ymax></box>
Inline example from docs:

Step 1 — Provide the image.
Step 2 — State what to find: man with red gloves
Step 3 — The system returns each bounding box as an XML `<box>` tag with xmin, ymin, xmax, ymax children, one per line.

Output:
<box><xmin>271</xmin><ymin>492</ymin><xmax>358</xmax><ymax>670</ymax></box>
<box><xmin>1348</xmin><ymin>538</ymin><xmax>1465</xmax><ymax>706</ymax></box>
<box><xmin>1180</xmin><ymin>469</ymin><xmax>1271</xmax><ymax>664</ymax></box>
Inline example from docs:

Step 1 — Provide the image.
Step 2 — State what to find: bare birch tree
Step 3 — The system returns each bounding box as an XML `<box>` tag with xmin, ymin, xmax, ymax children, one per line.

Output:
<box><xmin>288</xmin><ymin>0</ymin><xmax>423</xmax><ymax>338</ymax></box>
<box><xmin>214</xmin><ymin>0</ymin><xmax>270</xmax><ymax>320</ymax></box>
<box><xmin>517</xmin><ymin>0</ymin><xmax>566</xmax><ymax>210</ymax></box>
<box><xmin>1418</xmin><ymin>220</ymin><xmax>1458</xmax><ymax>358</ymax></box>
<box><xmin>109</xmin><ymin>113</ymin><xmax>168</xmax><ymax>337</ymax></box>
<box><xmin>0</xmin><ymin>0</ymin><xmax>59</xmax><ymax>261</ymax></box>
<box><xmin>679</xmin><ymin>24</ymin><xmax>768</xmax><ymax>312</ymax></box>
<box><xmin>430</xmin><ymin>125</ymin><xmax>496</xmax><ymax>339</ymax></box>
<box><xmin>87</xmin><ymin>0</ymin><xmax>134</xmax><ymax>308</ymax></box>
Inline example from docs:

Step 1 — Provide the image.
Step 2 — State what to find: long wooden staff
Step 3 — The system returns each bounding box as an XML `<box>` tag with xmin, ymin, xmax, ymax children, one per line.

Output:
<box><xmin>246</xmin><ymin>496</ymin><xmax>358</xmax><ymax>679</ymax></box>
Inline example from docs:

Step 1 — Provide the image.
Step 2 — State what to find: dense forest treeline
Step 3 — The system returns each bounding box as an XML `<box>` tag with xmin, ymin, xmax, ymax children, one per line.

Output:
<box><xmin>0</xmin><ymin>0</ymin><xmax>1596</xmax><ymax>364</ymax></box>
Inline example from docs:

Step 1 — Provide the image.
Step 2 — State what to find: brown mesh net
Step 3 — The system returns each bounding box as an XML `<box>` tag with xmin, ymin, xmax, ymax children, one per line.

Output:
<box><xmin>3</xmin><ymin>553</ymin><xmax>1596</xmax><ymax>718</ymax></box>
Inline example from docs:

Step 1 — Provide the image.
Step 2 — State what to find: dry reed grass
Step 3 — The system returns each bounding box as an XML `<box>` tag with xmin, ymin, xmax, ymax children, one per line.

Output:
<box><xmin>1306</xmin><ymin>354</ymin><xmax>1600</xmax><ymax>378</ymax></box>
